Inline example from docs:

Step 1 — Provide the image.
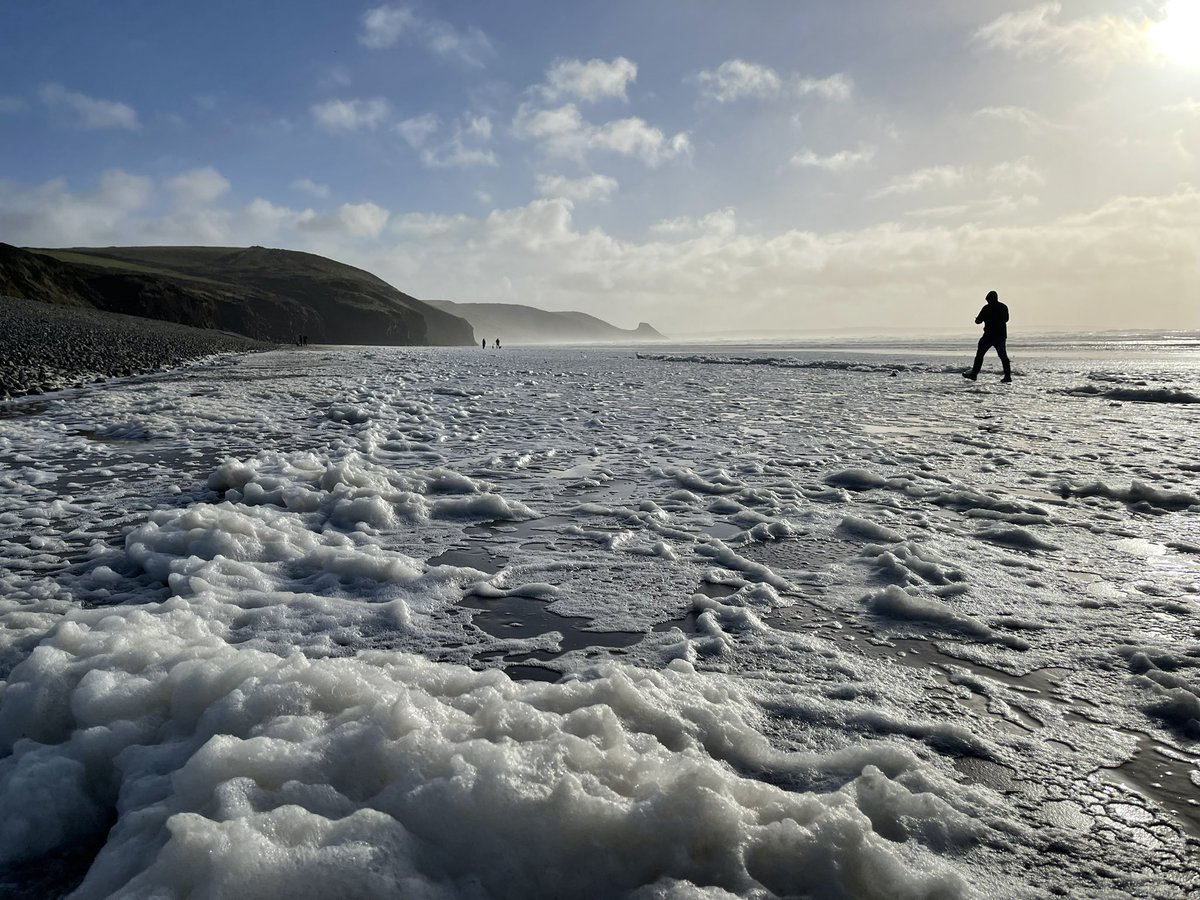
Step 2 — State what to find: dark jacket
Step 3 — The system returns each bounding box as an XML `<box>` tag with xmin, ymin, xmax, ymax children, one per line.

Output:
<box><xmin>976</xmin><ymin>301</ymin><xmax>1009</xmax><ymax>338</ymax></box>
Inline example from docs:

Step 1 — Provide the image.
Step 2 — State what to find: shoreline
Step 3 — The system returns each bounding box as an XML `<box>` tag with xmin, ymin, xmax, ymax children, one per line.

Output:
<box><xmin>0</xmin><ymin>295</ymin><xmax>275</xmax><ymax>402</ymax></box>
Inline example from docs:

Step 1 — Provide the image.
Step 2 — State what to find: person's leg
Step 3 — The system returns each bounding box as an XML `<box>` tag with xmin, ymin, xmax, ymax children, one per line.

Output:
<box><xmin>966</xmin><ymin>335</ymin><xmax>991</xmax><ymax>378</ymax></box>
<box><xmin>997</xmin><ymin>339</ymin><xmax>1011</xmax><ymax>381</ymax></box>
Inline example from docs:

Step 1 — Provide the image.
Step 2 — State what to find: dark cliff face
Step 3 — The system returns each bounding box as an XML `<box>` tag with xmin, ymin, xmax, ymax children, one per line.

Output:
<box><xmin>0</xmin><ymin>243</ymin><xmax>475</xmax><ymax>347</ymax></box>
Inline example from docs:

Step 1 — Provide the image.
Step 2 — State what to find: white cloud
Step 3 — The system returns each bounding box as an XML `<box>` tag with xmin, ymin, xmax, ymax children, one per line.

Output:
<box><xmin>311</xmin><ymin>98</ymin><xmax>391</xmax><ymax>131</ymax></box>
<box><xmin>972</xmin><ymin>3</ymin><xmax>1152</xmax><ymax>67</ymax></box>
<box><xmin>535</xmin><ymin>173</ymin><xmax>619</xmax><ymax>202</ymax></box>
<box><xmin>167</xmin><ymin>167</ymin><xmax>231</xmax><ymax>207</ymax></box>
<box><xmin>874</xmin><ymin>159</ymin><xmax>1044</xmax><ymax>205</ymax></box>
<box><xmin>359</xmin><ymin>5</ymin><xmax>418</xmax><ymax>48</ymax></box>
<box><xmin>39</xmin><ymin>83</ymin><xmax>139</xmax><ymax>130</ymax></box>
<box><xmin>973</xmin><ymin>105</ymin><xmax>1061</xmax><ymax>132</ymax></box>
<box><xmin>513</xmin><ymin>103</ymin><xmax>690</xmax><ymax>166</ymax></box>
<box><xmin>650</xmin><ymin>208</ymin><xmax>737</xmax><ymax>238</ymax></box>
<box><xmin>1164</xmin><ymin>98</ymin><xmax>1200</xmax><ymax>115</ymax></box>
<box><xmin>695</xmin><ymin>60</ymin><xmax>852</xmax><ymax>103</ymax></box>
<box><xmin>3</xmin><ymin>170</ymin><xmax>1197</xmax><ymax>333</ymax></box>
<box><xmin>292</xmin><ymin>178</ymin><xmax>331</xmax><ymax>199</ymax></box>
<box><xmin>465</xmin><ymin>113</ymin><xmax>492</xmax><ymax>141</ymax></box>
<box><xmin>697</xmin><ymin>60</ymin><xmax>782</xmax><ymax>102</ymax></box>
<box><xmin>424</xmin><ymin>22</ymin><xmax>492</xmax><ymax>68</ymax></box>
<box><xmin>542</xmin><ymin>57</ymin><xmax>638</xmax><ymax>102</ymax></box>
<box><xmin>329</xmin><ymin>202</ymin><xmax>389</xmax><ymax>238</ymax></box>
<box><xmin>320</xmin><ymin>66</ymin><xmax>353</xmax><ymax>89</ymax></box>
<box><xmin>416</xmin><ymin>113</ymin><xmax>497</xmax><ymax>169</ymax></box>
<box><xmin>794</xmin><ymin>74</ymin><xmax>854</xmax><ymax>102</ymax></box>
<box><xmin>0</xmin><ymin>170</ymin><xmax>152</xmax><ymax>245</ymax></box>
<box><xmin>395</xmin><ymin>113</ymin><xmax>440</xmax><ymax>147</ymax></box>
<box><xmin>391</xmin><ymin>211</ymin><xmax>474</xmax><ymax>239</ymax></box>
<box><xmin>874</xmin><ymin>165</ymin><xmax>967</xmax><ymax>198</ymax></box>
<box><xmin>514</xmin><ymin>103</ymin><xmax>584</xmax><ymax>139</ymax></box>
<box><xmin>421</xmin><ymin>145</ymin><xmax>497</xmax><ymax>169</ymax></box>
<box><xmin>906</xmin><ymin>194</ymin><xmax>1040</xmax><ymax>220</ymax></box>
<box><xmin>791</xmin><ymin>145</ymin><xmax>876</xmax><ymax>172</ymax></box>
<box><xmin>984</xmin><ymin>157</ymin><xmax>1045</xmax><ymax>189</ymax></box>
<box><xmin>358</xmin><ymin>5</ymin><xmax>492</xmax><ymax>67</ymax></box>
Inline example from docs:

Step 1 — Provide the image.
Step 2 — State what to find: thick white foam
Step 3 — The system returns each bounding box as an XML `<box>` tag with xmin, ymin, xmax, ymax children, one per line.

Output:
<box><xmin>2</xmin><ymin>343</ymin><xmax>1199</xmax><ymax>896</ymax></box>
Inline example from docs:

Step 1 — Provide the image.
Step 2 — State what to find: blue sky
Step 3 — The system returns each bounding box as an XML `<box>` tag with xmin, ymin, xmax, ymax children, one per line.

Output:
<box><xmin>1</xmin><ymin>1</ymin><xmax>1198</xmax><ymax>333</ymax></box>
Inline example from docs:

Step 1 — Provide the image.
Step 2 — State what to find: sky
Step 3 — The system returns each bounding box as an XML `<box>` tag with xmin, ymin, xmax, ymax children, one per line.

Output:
<box><xmin>1</xmin><ymin>1</ymin><xmax>1198</xmax><ymax>335</ymax></box>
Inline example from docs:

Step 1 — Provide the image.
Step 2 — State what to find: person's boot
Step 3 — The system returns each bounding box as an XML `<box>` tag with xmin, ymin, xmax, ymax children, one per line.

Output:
<box><xmin>1001</xmin><ymin>375</ymin><xmax>1012</xmax><ymax>383</ymax></box>
<box><xmin>962</xmin><ymin>371</ymin><xmax>977</xmax><ymax>381</ymax></box>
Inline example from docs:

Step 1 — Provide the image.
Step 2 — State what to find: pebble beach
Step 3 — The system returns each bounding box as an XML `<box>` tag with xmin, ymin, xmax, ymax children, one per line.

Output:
<box><xmin>0</xmin><ymin>295</ymin><xmax>272</xmax><ymax>401</ymax></box>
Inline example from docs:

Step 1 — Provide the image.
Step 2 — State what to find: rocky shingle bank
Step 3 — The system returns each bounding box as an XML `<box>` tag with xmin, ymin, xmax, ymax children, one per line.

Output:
<box><xmin>1</xmin><ymin>295</ymin><xmax>273</xmax><ymax>400</ymax></box>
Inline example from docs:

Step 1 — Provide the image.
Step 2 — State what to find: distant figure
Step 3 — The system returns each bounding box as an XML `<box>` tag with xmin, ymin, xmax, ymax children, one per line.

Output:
<box><xmin>963</xmin><ymin>290</ymin><xmax>1012</xmax><ymax>383</ymax></box>
<box><xmin>481</xmin><ymin>338</ymin><xmax>486</xmax><ymax>349</ymax></box>
<box><xmin>494</xmin><ymin>338</ymin><xmax>501</xmax><ymax>349</ymax></box>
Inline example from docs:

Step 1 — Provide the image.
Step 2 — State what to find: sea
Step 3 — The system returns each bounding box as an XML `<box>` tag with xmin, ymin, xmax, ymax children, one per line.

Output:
<box><xmin>1</xmin><ymin>333</ymin><xmax>1198</xmax><ymax>898</ymax></box>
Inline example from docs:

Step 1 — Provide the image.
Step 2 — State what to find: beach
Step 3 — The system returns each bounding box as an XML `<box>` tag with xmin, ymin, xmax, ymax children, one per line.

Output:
<box><xmin>0</xmin><ymin>295</ymin><xmax>272</xmax><ymax>400</ymax></box>
<box><xmin>1</xmin><ymin>338</ymin><xmax>1198</xmax><ymax>897</ymax></box>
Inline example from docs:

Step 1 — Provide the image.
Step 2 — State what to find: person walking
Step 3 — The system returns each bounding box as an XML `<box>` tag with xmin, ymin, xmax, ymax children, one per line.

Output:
<box><xmin>963</xmin><ymin>290</ymin><xmax>1012</xmax><ymax>383</ymax></box>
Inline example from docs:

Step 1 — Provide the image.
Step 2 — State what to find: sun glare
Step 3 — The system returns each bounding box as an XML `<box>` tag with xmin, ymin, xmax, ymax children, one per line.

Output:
<box><xmin>1150</xmin><ymin>0</ymin><xmax>1200</xmax><ymax>64</ymax></box>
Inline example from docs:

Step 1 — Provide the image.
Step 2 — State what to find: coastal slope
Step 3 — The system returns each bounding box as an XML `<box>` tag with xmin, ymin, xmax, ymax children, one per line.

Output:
<box><xmin>427</xmin><ymin>299</ymin><xmax>664</xmax><ymax>344</ymax></box>
<box><xmin>0</xmin><ymin>244</ymin><xmax>475</xmax><ymax>346</ymax></box>
<box><xmin>0</xmin><ymin>293</ymin><xmax>270</xmax><ymax>399</ymax></box>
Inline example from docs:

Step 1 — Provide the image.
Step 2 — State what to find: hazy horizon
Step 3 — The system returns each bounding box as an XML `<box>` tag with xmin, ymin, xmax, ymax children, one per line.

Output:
<box><xmin>1</xmin><ymin>1</ymin><xmax>1198</xmax><ymax>333</ymax></box>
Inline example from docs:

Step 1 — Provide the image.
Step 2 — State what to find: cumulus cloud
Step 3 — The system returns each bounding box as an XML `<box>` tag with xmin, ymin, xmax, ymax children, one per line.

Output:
<box><xmin>0</xmin><ymin>170</ymin><xmax>152</xmax><ymax>245</ymax></box>
<box><xmin>359</xmin><ymin>5</ymin><xmax>492</xmax><ymax>67</ymax></box>
<box><xmin>972</xmin><ymin>3</ymin><xmax>1153</xmax><ymax>67</ymax></box>
<box><xmin>0</xmin><ymin>169</ymin><xmax>401</xmax><ymax>251</ymax></box>
<box><xmin>356</xmin><ymin>188</ymin><xmax>1198</xmax><ymax>334</ymax></box>
<box><xmin>695</xmin><ymin>60</ymin><xmax>852</xmax><ymax>103</ymax></box>
<box><xmin>394</xmin><ymin>113</ymin><xmax>440</xmax><ymax>147</ymax></box>
<box><xmin>696</xmin><ymin>60</ymin><xmax>781</xmax><ymax>102</ymax></box>
<box><xmin>541</xmin><ymin>57</ymin><xmax>638</xmax><ymax>102</ymax></box>
<box><xmin>292</xmin><ymin>178</ymin><xmax>331</xmax><ymax>199</ymax></box>
<box><xmin>359</xmin><ymin>5</ymin><xmax>418</xmax><ymax>47</ymax></box>
<box><xmin>791</xmin><ymin>145</ymin><xmax>876</xmax><ymax>172</ymax></box>
<box><xmin>167</xmin><ymin>167</ymin><xmax>231</xmax><ymax>207</ymax></box>
<box><xmin>650</xmin><ymin>208</ymin><xmax>737</xmax><ymax>237</ymax></box>
<box><xmin>795</xmin><ymin>74</ymin><xmax>854</xmax><ymax>101</ymax></box>
<box><xmin>422</xmin><ymin>144</ymin><xmax>497</xmax><ymax>169</ymax></box>
<box><xmin>3</xmin><ymin>168</ymin><xmax>1197</xmax><ymax>332</ymax></box>
<box><xmin>39</xmin><ymin>83</ymin><xmax>139</xmax><ymax>130</ymax></box>
<box><xmin>390</xmin><ymin>211</ymin><xmax>474</xmax><ymax>239</ymax></box>
<box><xmin>416</xmin><ymin>113</ymin><xmax>497</xmax><ymax>169</ymax></box>
<box><xmin>535</xmin><ymin>173</ymin><xmax>619</xmax><ymax>202</ymax></box>
<box><xmin>513</xmin><ymin>103</ymin><xmax>690</xmax><ymax>166</ymax></box>
<box><xmin>311</xmin><ymin>98</ymin><xmax>391</xmax><ymax>131</ymax></box>
<box><xmin>320</xmin><ymin>202</ymin><xmax>389</xmax><ymax>238</ymax></box>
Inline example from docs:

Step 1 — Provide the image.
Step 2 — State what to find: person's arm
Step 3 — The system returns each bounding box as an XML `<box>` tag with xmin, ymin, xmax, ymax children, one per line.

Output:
<box><xmin>1002</xmin><ymin>305</ymin><xmax>1009</xmax><ymax>323</ymax></box>
<box><xmin>975</xmin><ymin>306</ymin><xmax>986</xmax><ymax>324</ymax></box>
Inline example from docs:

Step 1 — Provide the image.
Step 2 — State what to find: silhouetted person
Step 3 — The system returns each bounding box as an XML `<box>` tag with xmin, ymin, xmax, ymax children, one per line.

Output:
<box><xmin>963</xmin><ymin>290</ymin><xmax>1012</xmax><ymax>383</ymax></box>
<box><xmin>481</xmin><ymin>338</ymin><xmax>486</xmax><ymax>349</ymax></box>
<box><xmin>494</xmin><ymin>338</ymin><xmax>501</xmax><ymax>349</ymax></box>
